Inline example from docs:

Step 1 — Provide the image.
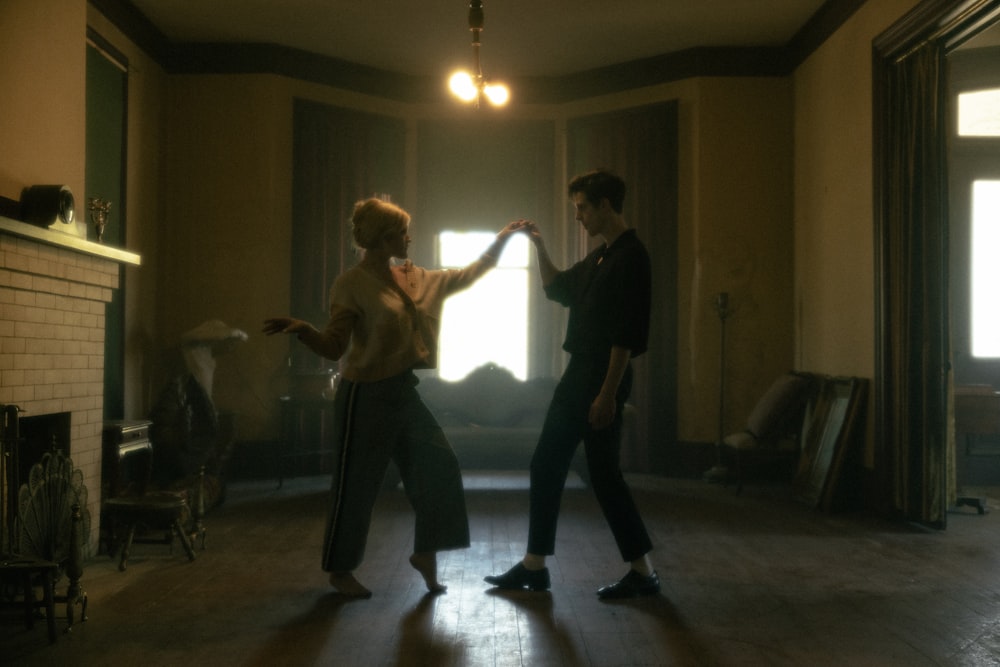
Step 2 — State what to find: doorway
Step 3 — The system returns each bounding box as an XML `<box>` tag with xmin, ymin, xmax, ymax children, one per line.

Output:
<box><xmin>873</xmin><ymin>0</ymin><xmax>1000</xmax><ymax>527</ymax></box>
<box><xmin>948</xmin><ymin>26</ymin><xmax>1000</xmax><ymax>494</ymax></box>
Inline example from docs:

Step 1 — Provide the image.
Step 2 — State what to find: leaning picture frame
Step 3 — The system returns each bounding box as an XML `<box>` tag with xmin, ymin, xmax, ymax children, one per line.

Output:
<box><xmin>793</xmin><ymin>376</ymin><xmax>869</xmax><ymax>511</ymax></box>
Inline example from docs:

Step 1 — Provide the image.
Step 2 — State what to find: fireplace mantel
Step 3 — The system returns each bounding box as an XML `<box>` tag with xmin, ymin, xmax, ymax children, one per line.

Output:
<box><xmin>0</xmin><ymin>214</ymin><xmax>141</xmax><ymax>266</ymax></box>
<box><xmin>0</xmin><ymin>216</ymin><xmax>140</xmax><ymax>552</ymax></box>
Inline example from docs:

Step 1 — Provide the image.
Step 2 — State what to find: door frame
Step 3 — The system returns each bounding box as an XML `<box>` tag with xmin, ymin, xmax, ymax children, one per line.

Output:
<box><xmin>873</xmin><ymin>0</ymin><xmax>1000</xmax><ymax>526</ymax></box>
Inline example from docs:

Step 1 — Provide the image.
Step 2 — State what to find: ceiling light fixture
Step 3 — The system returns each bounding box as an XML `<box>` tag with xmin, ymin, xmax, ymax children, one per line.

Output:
<box><xmin>448</xmin><ymin>0</ymin><xmax>509</xmax><ymax>107</ymax></box>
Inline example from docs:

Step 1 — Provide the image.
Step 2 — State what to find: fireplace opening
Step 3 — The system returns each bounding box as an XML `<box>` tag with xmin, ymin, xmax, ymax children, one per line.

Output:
<box><xmin>1</xmin><ymin>408</ymin><xmax>71</xmax><ymax>554</ymax></box>
<box><xmin>17</xmin><ymin>411</ymin><xmax>71</xmax><ymax>484</ymax></box>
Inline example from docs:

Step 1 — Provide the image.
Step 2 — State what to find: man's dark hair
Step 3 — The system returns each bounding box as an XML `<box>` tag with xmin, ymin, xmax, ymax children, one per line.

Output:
<box><xmin>568</xmin><ymin>169</ymin><xmax>627</xmax><ymax>213</ymax></box>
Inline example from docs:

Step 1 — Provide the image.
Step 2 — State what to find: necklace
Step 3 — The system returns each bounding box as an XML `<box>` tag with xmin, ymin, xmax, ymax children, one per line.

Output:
<box><xmin>401</xmin><ymin>261</ymin><xmax>417</xmax><ymax>288</ymax></box>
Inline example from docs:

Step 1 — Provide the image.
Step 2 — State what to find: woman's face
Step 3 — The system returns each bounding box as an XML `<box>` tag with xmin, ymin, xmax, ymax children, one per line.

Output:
<box><xmin>383</xmin><ymin>223</ymin><xmax>411</xmax><ymax>259</ymax></box>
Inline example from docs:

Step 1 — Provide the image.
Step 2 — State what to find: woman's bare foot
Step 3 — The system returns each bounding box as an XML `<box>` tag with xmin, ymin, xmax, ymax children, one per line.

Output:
<box><xmin>409</xmin><ymin>552</ymin><xmax>447</xmax><ymax>593</ymax></box>
<box><xmin>329</xmin><ymin>571</ymin><xmax>372</xmax><ymax>598</ymax></box>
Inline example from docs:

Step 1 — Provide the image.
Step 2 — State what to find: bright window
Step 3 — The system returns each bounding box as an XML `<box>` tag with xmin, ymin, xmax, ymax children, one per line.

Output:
<box><xmin>971</xmin><ymin>180</ymin><xmax>1000</xmax><ymax>357</ymax></box>
<box><xmin>958</xmin><ymin>88</ymin><xmax>1000</xmax><ymax>137</ymax></box>
<box><xmin>437</xmin><ymin>231</ymin><xmax>529</xmax><ymax>380</ymax></box>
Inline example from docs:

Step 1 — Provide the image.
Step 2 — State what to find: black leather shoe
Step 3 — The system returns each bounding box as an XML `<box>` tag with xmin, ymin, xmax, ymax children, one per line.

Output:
<box><xmin>596</xmin><ymin>570</ymin><xmax>660</xmax><ymax>599</ymax></box>
<box><xmin>484</xmin><ymin>563</ymin><xmax>550</xmax><ymax>591</ymax></box>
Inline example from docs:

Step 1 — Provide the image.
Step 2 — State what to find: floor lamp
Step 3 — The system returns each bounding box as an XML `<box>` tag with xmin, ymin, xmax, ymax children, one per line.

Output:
<box><xmin>704</xmin><ymin>292</ymin><xmax>733</xmax><ymax>482</ymax></box>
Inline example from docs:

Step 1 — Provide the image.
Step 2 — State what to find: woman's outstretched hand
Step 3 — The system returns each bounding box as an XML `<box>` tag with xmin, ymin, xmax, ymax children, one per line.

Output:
<box><xmin>262</xmin><ymin>317</ymin><xmax>309</xmax><ymax>336</ymax></box>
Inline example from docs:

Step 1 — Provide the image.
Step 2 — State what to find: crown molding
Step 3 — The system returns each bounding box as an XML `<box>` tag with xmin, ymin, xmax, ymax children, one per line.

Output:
<box><xmin>88</xmin><ymin>0</ymin><xmax>171</xmax><ymax>63</ymax></box>
<box><xmin>88</xmin><ymin>0</ymin><xmax>867</xmax><ymax>103</ymax></box>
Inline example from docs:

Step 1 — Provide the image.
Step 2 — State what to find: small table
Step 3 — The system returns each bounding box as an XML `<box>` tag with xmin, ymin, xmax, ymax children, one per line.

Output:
<box><xmin>954</xmin><ymin>385</ymin><xmax>1000</xmax><ymax>514</ymax></box>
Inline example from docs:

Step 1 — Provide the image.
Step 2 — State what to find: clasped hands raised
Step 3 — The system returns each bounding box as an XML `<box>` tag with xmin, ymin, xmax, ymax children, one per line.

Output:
<box><xmin>501</xmin><ymin>219</ymin><xmax>544</xmax><ymax>245</ymax></box>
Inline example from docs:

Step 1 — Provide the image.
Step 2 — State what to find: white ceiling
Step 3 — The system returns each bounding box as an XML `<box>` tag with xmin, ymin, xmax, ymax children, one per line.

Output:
<box><xmin>127</xmin><ymin>0</ymin><xmax>828</xmax><ymax>78</ymax></box>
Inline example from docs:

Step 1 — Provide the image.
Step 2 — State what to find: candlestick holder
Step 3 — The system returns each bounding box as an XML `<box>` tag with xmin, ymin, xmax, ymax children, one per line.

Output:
<box><xmin>87</xmin><ymin>197</ymin><xmax>112</xmax><ymax>243</ymax></box>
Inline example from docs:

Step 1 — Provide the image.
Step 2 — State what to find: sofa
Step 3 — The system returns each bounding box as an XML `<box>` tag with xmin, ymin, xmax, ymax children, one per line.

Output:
<box><xmin>417</xmin><ymin>364</ymin><xmax>556</xmax><ymax>471</ymax></box>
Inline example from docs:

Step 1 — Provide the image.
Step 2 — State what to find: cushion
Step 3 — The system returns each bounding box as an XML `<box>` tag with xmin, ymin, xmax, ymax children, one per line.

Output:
<box><xmin>745</xmin><ymin>373</ymin><xmax>814</xmax><ymax>439</ymax></box>
<box><xmin>462</xmin><ymin>364</ymin><xmax>524</xmax><ymax>425</ymax></box>
<box><xmin>723</xmin><ymin>430</ymin><xmax>756</xmax><ymax>450</ymax></box>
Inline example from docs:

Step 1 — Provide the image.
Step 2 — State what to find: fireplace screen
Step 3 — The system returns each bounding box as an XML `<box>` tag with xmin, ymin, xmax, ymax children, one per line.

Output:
<box><xmin>1</xmin><ymin>408</ymin><xmax>74</xmax><ymax>556</ymax></box>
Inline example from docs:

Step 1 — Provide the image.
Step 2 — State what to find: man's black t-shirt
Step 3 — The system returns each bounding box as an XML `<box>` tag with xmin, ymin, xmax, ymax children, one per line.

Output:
<box><xmin>544</xmin><ymin>229</ymin><xmax>651</xmax><ymax>358</ymax></box>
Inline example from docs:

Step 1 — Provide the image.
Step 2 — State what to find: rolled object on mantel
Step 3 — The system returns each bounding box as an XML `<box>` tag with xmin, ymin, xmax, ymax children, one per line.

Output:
<box><xmin>20</xmin><ymin>185</ymin><xmax>75</xmax><ymax>228</ymax></box>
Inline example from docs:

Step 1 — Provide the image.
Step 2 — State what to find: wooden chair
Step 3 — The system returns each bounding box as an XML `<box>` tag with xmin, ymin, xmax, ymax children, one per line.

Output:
<box><xmin>4</xmin><ymin>449</ymin><xmax>89</xmax><ymax>638</ymax></box>
<box><xmin>102</xmin><ymin>441</ymin><xmax>200</xmax><ymax>571</ymax></box>
<box><xmin>0</xmin><ymin>554</ymin><xmax>60</xmax><ymax>643</ymax></box>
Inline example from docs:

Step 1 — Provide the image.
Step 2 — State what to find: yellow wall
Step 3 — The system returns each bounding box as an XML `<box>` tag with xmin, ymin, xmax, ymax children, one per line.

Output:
<box><xmin>159</xmin><ymin>74</ymin><xmax>294</xmax><ymax>437</ymax></box>
<box><xmin>2</xmin><ymin>0</ymin><xmax>928</xmax><ymax>456</ymax></box>
<box><xmin>685</xmin><ymin>77</ymin><xmax>795</xmax><ymax>441</ymax></box>
<box><xmin>0</xmin><ymin>0</ymin><xmax>87</xmax><ymax>197</ymax></box>
<box><xmin>793</xmin><ymin>0</ymin><xmax>920</xmax><ymax>378</ymax></box>
<box><xmin>793</xmin><ymin>0</ymin><xmax>921</xmax><ymax>464</ymax></box>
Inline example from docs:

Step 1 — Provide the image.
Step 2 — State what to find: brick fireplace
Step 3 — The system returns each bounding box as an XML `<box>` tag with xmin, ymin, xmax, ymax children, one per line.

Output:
<box><xmin>0</xmin><ymin>215</ymin><xmax>140</xmax><ymax>551</ymax></box>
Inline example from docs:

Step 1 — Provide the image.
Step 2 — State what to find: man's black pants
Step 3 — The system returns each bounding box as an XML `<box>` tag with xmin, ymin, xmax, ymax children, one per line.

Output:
<box><xmin>526</xmin><ymin>355</ymin><xmax>653</xmax><ymax>562</ymax></box>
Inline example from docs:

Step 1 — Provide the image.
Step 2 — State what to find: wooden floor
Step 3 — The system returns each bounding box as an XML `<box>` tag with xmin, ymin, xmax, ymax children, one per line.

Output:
<box><xmin>5</xmin><ymin>471</ymin><xmax>1000</xmax><ymax>666</ymax></box>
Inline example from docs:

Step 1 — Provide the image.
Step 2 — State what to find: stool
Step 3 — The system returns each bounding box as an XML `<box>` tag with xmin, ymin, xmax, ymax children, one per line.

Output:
<box><xmin>101</xmin><ymin>438</ymin><xmax>201</xmax><ymax>571</ymax></box>
<box><xmin>103</xmin><ymin>492</ymin><xmax>197</xmax><ymax>571</ymax></box>
<box><xmin>0</xmin><ymin>556</ymin><xmax>59</xmax><ymax>643</ymax></box>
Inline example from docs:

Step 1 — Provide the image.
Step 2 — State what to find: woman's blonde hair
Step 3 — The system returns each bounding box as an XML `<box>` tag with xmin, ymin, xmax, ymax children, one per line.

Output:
<box><xmin>350</xmin><ymin>198</ymin><xmax>409</xmax><ymax>250</ymax></box>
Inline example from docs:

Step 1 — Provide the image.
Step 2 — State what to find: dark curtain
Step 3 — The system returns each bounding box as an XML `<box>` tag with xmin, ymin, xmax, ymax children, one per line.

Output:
<box><xmin>875</xmin><ymin>43</ymin><xmax>949</xmax><ymax>526</ymax></box>
<box><xmin>291</xmin><ymin>100</ymin><xmax>405</xmax><ymax>372</ymax></box>
<box><xmin>566</xmin><ymin>102</ymin><xmax>679</xmax><ymax>474</ymax></box>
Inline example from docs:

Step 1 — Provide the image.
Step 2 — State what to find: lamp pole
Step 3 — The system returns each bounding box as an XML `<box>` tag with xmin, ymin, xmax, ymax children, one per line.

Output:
<box><xmin>704</xmin><ymin>292</ymin><xmax>732</xmax><ymax>482</ymax></box>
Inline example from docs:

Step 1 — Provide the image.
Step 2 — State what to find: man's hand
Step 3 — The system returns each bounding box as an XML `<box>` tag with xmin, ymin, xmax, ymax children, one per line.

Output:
<box><xmin>588</xmin><ymin>392</ymin><xmax>617</xmax><ymax>431</ymax></box>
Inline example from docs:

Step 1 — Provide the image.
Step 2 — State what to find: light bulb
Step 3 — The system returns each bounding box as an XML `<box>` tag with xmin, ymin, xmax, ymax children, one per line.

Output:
<box><xmin>483</xmin><ymin>82</ymin><xmax>510</xmax><ymax>106</ymax></box>
<box><xmin>449</xmin><ymin>71</ymin><xmax>478</xmax><ymax>102</ymax></box>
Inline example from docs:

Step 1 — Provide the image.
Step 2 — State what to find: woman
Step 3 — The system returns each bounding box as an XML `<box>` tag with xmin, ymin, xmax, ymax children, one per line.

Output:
<box><xmin>264</xmin><ymin>198</ymin><xmax>525</xmax><ymax>598</ymax></box>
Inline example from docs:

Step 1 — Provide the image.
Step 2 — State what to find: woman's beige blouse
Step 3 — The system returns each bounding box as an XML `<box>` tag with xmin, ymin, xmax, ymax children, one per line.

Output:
<box><xmin>305</xmin><ymin>258</ymin><xmax>492</xmax><ymax>382</ymax></box>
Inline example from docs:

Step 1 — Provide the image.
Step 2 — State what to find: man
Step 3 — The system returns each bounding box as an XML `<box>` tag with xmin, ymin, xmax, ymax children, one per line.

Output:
<box><xmin>485</xmin><ymin>169</ymin><xmax>658</xmax><ymax>599</ymax></box>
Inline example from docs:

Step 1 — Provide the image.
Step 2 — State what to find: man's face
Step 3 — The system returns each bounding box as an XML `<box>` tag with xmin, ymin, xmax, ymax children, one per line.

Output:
<box><xmin>572</xmin><ymin>191</ymin><xmax>607</xmax><ymax>238</ymax></box>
